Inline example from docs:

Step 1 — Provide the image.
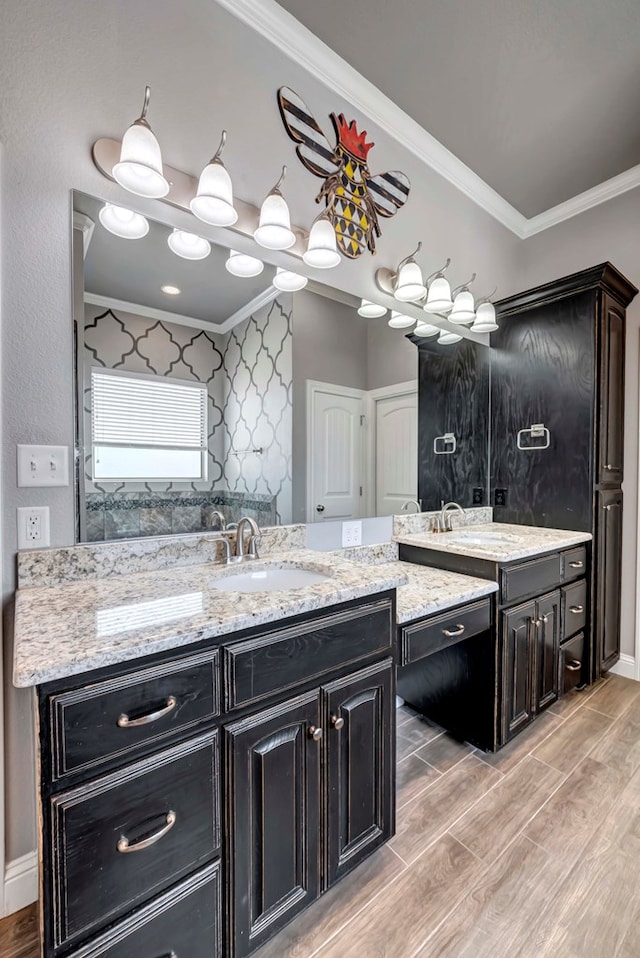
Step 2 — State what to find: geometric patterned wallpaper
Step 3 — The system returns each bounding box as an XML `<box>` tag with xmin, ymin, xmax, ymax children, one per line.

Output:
<box><xmin>80</xmin><ymin>295</ymin><xmax>293</xmax><ymax>530</ymax></box>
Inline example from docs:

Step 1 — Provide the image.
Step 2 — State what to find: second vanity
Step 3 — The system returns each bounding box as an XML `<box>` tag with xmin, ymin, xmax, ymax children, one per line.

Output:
<box><xmin>13</xmin><ymin>517</ymin><xmax>592</xmax><ymax>958</ymax></box>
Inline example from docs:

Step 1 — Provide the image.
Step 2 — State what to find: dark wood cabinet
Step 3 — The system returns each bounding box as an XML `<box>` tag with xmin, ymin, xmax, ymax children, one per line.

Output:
<box><xmin>226</xmin><ymin>690</ymin><xmax>322</xmax><ymax>958</ymax></box>
<box><xmin>534</xmin><ymin>591</ymin><xmax>560</xmax><ymax>712</ymax></box>
<box><xmin>502</xmin><ymin>602</ymin><xmax>534</xmax><ymax>741</ymax></box>
<box><xmin>325</xmin><ymin>659</ymin><xmax>394</xmax><ymax>886</ymax></box>
<box><xmin>596</xmin><ymin>490</ymin><xmax>623</xmax><ymax>672</ymax></box>
<box><xmin>493</xmin><ymin>263</ymin><xmax>637</xmax><ymax>678</ymax></box>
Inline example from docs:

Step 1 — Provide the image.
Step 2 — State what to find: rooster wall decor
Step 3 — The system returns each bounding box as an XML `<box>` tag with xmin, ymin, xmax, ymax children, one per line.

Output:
<box><xmin>277</xmin><ymin>86</ymin><xmax>411</xmax><ymax>259</ymax></box>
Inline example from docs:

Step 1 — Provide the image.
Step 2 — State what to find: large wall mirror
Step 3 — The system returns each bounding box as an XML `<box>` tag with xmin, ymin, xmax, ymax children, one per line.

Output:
<box><xmin>72</xmin><ymin>190</ymin><xmax>433</xmax><ymax>542</ymax></box>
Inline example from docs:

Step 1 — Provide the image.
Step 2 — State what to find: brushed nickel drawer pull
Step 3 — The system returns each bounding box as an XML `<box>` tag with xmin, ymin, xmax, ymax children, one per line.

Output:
<box><xmin>117</xmin><ymin>810</ymin><xmax>176</xmax><ymax>853</ymax></box>
<box><xmin>566</xmin><ymin>660</ymin><xmax>582</xmax><ymax>672</ymax></box>
<box><xmin>604</xmin><ymin>464</ymin><xmax>615</xmax><ymax>470</ymax></box>
<box><xmin>117</xmin><ymin>696</ymin><xmax>177</xmax><ymax>728</ymax></box>
<box><xmin>569</xmin><ymin>561</ymin><xmax>584</xmax><ymax>569</ymax></box>
<box><xmin>443</xmin><ymin>624</ymin><xmax>465</xmax><ymax>638</ymax></box>
<box><xmin>331</xmin><ymin>714</ymin><xmax>345</xmax><ymax>731</ymax></box>
<box><xmin>569</xmin><ymin>605</ymin><xmax>584</xmax><ymax>614</ymax></box>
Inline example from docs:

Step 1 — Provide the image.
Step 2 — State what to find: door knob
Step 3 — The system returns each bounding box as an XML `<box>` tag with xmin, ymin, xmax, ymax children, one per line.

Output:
<box><xmin>308</xmin><ymin>725</ymin><xmax>323</xmax><ymax>741</ymax></box>
<box><xmin>316</xmin><ymin>504</ymin><xmax>325</xmax><ymax>513</ymax></box>
<box><xmin>331</xmin><ymin>714</ymin><xmax>345</xmax><ymax>730</ymax></box>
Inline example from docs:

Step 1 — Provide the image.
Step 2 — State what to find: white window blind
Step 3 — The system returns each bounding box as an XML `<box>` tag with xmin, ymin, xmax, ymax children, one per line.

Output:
<box><xmin>91</xmin><ymin>368</ymin><xmax>208</xmax><ymax>481</ymax></box>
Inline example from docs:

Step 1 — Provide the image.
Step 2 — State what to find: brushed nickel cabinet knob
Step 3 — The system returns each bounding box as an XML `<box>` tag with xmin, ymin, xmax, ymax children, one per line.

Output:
<box><xmin>331</xmin><ymin>715</ymin><xmax>345</xmax><ymax>730</ymax></box>
<box><xmin>308</xmin><ymin>725</ymin><xmax>323</xmax><ymax>741</ymax></box>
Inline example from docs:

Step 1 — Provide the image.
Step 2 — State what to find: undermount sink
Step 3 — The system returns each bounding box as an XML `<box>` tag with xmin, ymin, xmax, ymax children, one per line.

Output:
<box><xmin>445</xmin><ymin>532</ymin><xmax>514</xmax><ymax>547</ymax></box>
<box><xmin>212</xmin><ymin>567</ymin><xmax>332</xmax><ymax>593</ymax></box>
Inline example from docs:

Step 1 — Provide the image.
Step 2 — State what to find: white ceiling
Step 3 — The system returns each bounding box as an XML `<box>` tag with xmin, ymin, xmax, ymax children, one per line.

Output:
<box><xmin>275</xmin><ymin>0</ymin><xmax>640</xmax><ymax>218</ymax></box>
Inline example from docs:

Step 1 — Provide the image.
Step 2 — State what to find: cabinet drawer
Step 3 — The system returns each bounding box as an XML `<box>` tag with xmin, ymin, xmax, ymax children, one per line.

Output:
<box><xmin>561</xmin><ymin>547</ymin><xmax>588</xmax><ymax>583</ymax></box>
<box><xmin>500</xmin><ymin>554</ymin><xmax>561</xmax><ymax>605</ymax></box>
<box><xmin>401</xmin><ymin>599</ymin><xmax>491</xmax><ymax>666</ymax></box>
<box><xmin>223</xmin><ymin>598</ymin><xmax>393</xmax><ymax>710</ymax></box>
<box><xmin>49</xmin><ymin>649</ymin><xmax>220</xmax><ymax>780</ymax></box>
<box><xmin>560</xmin><ymin>633</ymin><xmax>585</xmax><ymax>695</ymax></box>
<box><xmin>562</xmin><ymin>580</ymin><xmax>587</xmax><ymax>640</ymax></box>
<box><xmin>52</xmin><ymin>731</ymin><xmax>219</xmax><ymax>948</ymax></box>
<box><xmin>66</xmin><ymin>862</ymin><xmax>221</xmax><ymax>958</ymax></box>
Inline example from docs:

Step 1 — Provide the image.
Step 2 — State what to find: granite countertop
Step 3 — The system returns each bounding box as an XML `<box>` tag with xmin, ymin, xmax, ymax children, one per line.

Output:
<box><xmin>395</xmin><ymin>522</ymin><xmax>592</xmax><ymax>563</ymax></box>
<box><xmin>13</xmin><ymin>549</ymin><xmax>407</xmax><ymax>688</ymax></box>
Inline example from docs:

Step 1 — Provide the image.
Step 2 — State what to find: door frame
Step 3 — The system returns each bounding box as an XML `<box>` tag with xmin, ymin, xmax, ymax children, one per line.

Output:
<box><xmin>365</xmin><ymin>380</ymin><xmax>418</xmax><ymax>517</ymax></box>
<box><xmin>306</xmin><ymin>379</ymin><xmax>367</xmax><ymax>523</ymax></box>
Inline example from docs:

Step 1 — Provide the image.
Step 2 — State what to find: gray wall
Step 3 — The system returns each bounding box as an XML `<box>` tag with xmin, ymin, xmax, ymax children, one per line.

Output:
<box><xmin>366</xmin><ymin>315</ymin><xmax>417</xmax><ymax>390</ymax></box>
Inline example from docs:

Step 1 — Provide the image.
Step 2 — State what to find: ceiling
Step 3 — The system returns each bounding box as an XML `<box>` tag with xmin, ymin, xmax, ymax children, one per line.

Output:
<box><xmin>275</xmin><ymin>0</ymin><xmax>640</xmax><ymax>218</ymax></box>
<box><xmin>75</xmin><ymin>192</ymin><xmax>275</xmax><ymax>327</ymax></box>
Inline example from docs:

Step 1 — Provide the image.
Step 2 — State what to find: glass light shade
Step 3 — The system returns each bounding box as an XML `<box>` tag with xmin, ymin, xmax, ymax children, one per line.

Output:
<box><xmin>438</xmin><ymin>330</ymin><xmax>463</xmax><ymax>345</ymax></box>
<box><xmin>471</xmin><ymin>301</ymin><xmax>498</xmax><ymax>332</ymax></box>
<box><xmin>190</xmin><ymin>159</ymin><xmax>238</xmax><ymax>227</ymax></box>
<box><xmin>424</xmin><ymin>276</ymin><xmax>453</xmax><ymax>314</ymax></box>
<box><xmin>273</xmin><ymin>267</ymin><xmax>308</xmax><ymax>292</ymax></box>
<box><xmin>254</xmin><ymin>192</ymin><xmax>296</xmax><ymax>250</ymax></box>
<box><xmin>225</xmin><ymin>249</ymin><xmax>264</xmax><ymax>278</ymax></box>
<box><xmin>357</xmin><ymin>299</ymin><xmax>387</xmax><ymax>318</ymax></box>
<box><xmin>395</xmin><ymin>261</ymin><xmax>427</xmax><ymax>302</ymax></box>
<box><xmin>112</xmin><ymin>122</ymin><xmax>169</xmax><ymax>198</ymax></box>
<box><xmin>449</xmin><ymin>289</ymin><xmax>476</xmax><ymax>324</ymax></box>
<box><xmin>413</xmin><ymin>321</ymin><xmax>440</xmax><ymax>338</ymax></box>
<box><xmin>388</xmin><ymin>310</ymin><xmax>416</xmax><ymax>329</ymax></box>
<box><xmin>167</xmin><ymin>229</ymin><xmax>211</xmax><ymax>261</ymax></box>
<box><xmin>98</xmin><ymin>203</ymin><xmax>149</xmax><ymax>239</ymax></box>
<box><xmin>303</xmin><ymin>217</ymin><xmax>341</xmax><ymax>269</ymax></box>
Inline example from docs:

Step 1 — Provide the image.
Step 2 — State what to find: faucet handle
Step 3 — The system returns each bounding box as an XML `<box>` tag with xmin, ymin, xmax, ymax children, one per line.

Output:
<box><xmin>247</xmin><ymin>533</ymin><xmax>263</xmax><ymax>559</ymax></box>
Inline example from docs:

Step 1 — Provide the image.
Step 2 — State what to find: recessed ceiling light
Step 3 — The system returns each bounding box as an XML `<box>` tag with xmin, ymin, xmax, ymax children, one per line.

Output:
<box><xmin>161</xmin><ymin>285</ymin><xmax>181</xmax><ymax>295</ymax></box>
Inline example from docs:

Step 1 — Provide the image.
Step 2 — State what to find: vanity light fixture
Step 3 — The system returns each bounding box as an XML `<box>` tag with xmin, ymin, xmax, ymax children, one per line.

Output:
<box><xmin>112</xmin><ymin>86</ymin><xmax>170</xmax><ymax>199</ymax></box>
<box><xmin>388</xmin><ymin>310</ymin><xmax>416</xmax><ymax>329</ymax></box>
<box><xmin>225</xmin><ymin>249</ymin><xmax>264</xmax><ymax>278</ymax></box>
<box><xmin>413</xmin><ymin>321</ymin><xmax>440</xmax><ymax>338</ymax></box>
<box><xmin>424</xmin><ymin>259</ymin><xmax>453</xmax><ymax>314</ymax></box>
<box><xmin>357</xmin><ymin>299</ymin><xmax>387</xmax><ymax>318</ymax></box>
<box><xmin>254</xmin><ymin>166</ymin><xmax>296</xmax><ymax>250</ymax></box>
<box><xmin>449</xmin><ymin>274</ymin><xmax>477</xmax><ymax>324</ymax></box>
<box><xmin>161</xmin><ymin>284</ymin><xmax>181</xmax><ymax>295</ymax></box>
<box><xmin>393</xmin><ymin>243</ymin><xmax>427</xmax><ymax>303</ymax></box>
<box><xmin>272</xmin><ymin>267</ymin><xmax>308</xmax><ymax>292</ymax></box>
<box><xmin>190</xmin><ymin>130</ymin><xmax>238</xmax><ymax>227</ymax></box>
<box><xmin>437</xmin><ymin>329</ymin><xmax>463</xmax><ymax>344</ymax></box>
<box><xmin>98</xmin><ymin>203</ymin><xmax>149</xmax><ymax>239</ymax></box>
<box><xmin>167</xmin><ymin>229</ymin><xmax>211</xmax><ymax>261</ymax></box>
<box><xmin>303</xmin><ymin>212</ymin><xmax>341</xmax><ymax>269</ymax></box>
<box><xmin>471</xmin><ymin>294</ymin><xmax>499</xmax><ymax>333</ymax></box>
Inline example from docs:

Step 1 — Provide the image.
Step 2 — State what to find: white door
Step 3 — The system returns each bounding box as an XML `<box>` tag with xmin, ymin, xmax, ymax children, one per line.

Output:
<box><xmin>374</xmin><ymin>388</ymin><xmax>418</xmax><ymax>515</ymax></box>
<box><xmin>308</xmin><ymin>381</ymin><xmax>365</xmax><ymax>521</ymax></box>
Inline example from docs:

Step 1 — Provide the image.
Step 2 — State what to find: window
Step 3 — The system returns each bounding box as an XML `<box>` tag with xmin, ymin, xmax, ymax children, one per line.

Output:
<box><xmin>91</xmin><ymin>368</ymin><xmax>208</xmax><ymax>481</ymax></box>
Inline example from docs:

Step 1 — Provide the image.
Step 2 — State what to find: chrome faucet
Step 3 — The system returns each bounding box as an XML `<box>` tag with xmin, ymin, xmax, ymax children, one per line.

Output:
<box><xmin>401</xmin><ymin>499</ymin><xmax>422</xmax><ymax>514</ymax></box>
<box><xmin>439</xmin><ymin>501</ymin><xmax>466</xmax><ymax>532</ymax></box>
<box><xmin>208</xmin><ymin>510</ymin><xmax>226</xmax><ymax>531</ymax></box>
<box><xmin>235</xmin><ymin>516</ymin><xmax>261</xmax><ymax>560</ymax></box>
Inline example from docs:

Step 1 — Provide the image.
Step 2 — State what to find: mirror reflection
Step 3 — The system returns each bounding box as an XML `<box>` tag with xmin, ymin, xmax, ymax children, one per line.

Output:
<box><xmin>73</xmin><ymin>191</ymin><xmax>421</xmax><ymax>541</ymax></box>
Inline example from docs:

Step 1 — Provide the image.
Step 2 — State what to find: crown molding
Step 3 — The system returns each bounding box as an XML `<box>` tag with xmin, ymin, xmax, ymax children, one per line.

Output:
<box><xmin>217</xmin><ymin>0</ymin><xmax>640</xmax><ymax>239</ymax></box>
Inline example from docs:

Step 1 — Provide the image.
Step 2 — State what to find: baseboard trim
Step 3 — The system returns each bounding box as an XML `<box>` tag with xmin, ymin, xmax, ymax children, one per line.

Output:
<box><xmin>610</xmin><ymin>653</ymin><xmax>637</xmax><ymax>681</ymax></box>
<box><xmin>3</xmin><ymin>850</ymin><xmax>38</xmax><ymax>917</ymax></box>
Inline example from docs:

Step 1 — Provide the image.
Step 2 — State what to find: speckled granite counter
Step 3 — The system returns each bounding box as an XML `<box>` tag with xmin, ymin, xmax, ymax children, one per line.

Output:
<box><xmin>395</xmin><ymin>522</ymin><xmax>591</xmax><ymax>563</ymax></box>
<box><xmin>13</xmin><ymin>549</ymin><xmax>407</xmax><ymax>688</ymax></box>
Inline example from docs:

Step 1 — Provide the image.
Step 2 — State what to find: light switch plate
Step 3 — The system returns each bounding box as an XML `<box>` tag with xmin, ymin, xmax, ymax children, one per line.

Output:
<box><xmin>17</xmin><ymin>444</ymin><xmax>69</xmax><ymax>487</ymax></box>
<box><xmin>341</xmin><ymin>520</ymin><xmax>362</xmax><ymax>548</ymax></box>
<box><xmin>17</xmin><ymin>506</ymin><xmax>51</xmax><ymax>549</ymax></box>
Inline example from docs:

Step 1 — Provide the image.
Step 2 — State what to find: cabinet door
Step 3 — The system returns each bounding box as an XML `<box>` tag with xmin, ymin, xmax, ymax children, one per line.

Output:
<box><xmin>501</xmin><ymin>602</ymin><xmax>535</xmax><ymax>743</ymax></box>
<box><xmin>534</xmin><ymin>591</ymin><xmax>560</xmax><ymax>712</ymax></box>
<box><xmin>324</xmin><ymin>659</ymin><xmax>394</xmax><ymax>888</ymax></box>
<box><xmin>598</xmin><ymin>296</ymin><xmax>625</xmax><ymax>485</ymax></box>
<box><xmin>596</xmin><ymin>490</ymin><xmax>623</xmax><ymax>673</ymax></box>
<box><xmin>226</xmin><ymin>690</ymin><xmax>322</xmax><ymax>958</ymax></box>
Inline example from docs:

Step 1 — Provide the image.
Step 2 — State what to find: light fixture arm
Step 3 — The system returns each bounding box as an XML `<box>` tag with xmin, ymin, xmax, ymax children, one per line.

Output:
<box><xmin>211</xmin><ymin>129</ymin><xmax>228</xmax><ymax>163</ymax></box>
<box><xmin>477</xmin><ymin>285</ymin><xmax>498</xmax><ymax>304</ymax></box>
<box><xmin>136</xmin><ymin>85</ymin><xmax>152</xmax><ymax>127</ymax></box>
<box><xmin>451</xmin><ymin>273</ymin><xmax>477</xmax><ymax>296</ymax></box>
<box><xmin>397</xmin><ymin>241</ymin><xmax>422</xmax><ymax>274</ymax></box>
<box><xmin>270</xmin><ymin>165</ymin><xmax>287</xmax><ymax>195</ymax></box>
<box><xmin>426</xmin><ymin>257</ymin><xmax>451</xmax><ymax>283</ymax></box>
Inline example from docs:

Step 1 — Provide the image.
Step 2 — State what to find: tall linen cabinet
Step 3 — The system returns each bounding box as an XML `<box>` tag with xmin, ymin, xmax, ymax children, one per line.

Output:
<box><xmin>491</xmin><ymin>262</ymin><xmax>637</xmax><ymax>680</ymax></box>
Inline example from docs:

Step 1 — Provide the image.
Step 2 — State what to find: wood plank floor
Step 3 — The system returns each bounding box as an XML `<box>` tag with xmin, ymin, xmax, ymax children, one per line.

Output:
<box><xmin>2</xmin><ymin>674</ymin><xmax>639</xmax><ymax>958</ymax></box>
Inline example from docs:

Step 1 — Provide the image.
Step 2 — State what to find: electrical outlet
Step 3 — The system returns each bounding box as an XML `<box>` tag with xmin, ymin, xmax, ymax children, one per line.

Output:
<box><xmin>494</xmin><ymin>488</ymin><xmax>508</xmax><ymax>507</ymax></box>
<box><xmin>472</xmin><ymin>487</ymin><xmax>484</xmax><ymax>505</ymax></box>
<box><xmin>17</xmin><ymin>506</ymin><xmax>50</xmax><ymax>549</ymax></box>
<box><xmin>341</xmin><ymin>520</ymin><xmax>362</xmax><ymax>548</ymax></box>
